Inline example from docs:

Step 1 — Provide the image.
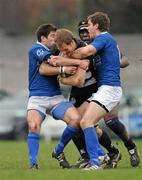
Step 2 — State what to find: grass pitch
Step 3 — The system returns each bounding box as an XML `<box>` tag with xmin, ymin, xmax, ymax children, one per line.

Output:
<box><xmin>0</xmin><ymin>140</ymin><xmax>141</xmax><ymax>180</ymax></box>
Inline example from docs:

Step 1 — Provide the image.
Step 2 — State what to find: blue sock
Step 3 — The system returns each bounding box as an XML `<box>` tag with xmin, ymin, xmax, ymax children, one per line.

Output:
<box><xmin>97</xmin><ymin>143</ymin><xmax>106</xmax><ymax>156</ymax></box>
<box><xmin>55</xmin><ymin>125</ymin><xmax>78</xmax><ymax>154</ymax></box>
<box><xmin>27</xmin><ymin>132</ymin><xmax>39</xmax><ymax>166</ymax></box>
<box><xmin>83</xmin><ymin>127</ymin><xmax>100</xmax><ymax>166</ymax></box>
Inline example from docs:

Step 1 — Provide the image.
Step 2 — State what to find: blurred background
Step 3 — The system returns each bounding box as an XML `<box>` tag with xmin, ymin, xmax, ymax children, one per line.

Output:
<box><xmin>0</xmin><ymin>0</ymin><xmax>142</xmax><ymax>140</ymax></box>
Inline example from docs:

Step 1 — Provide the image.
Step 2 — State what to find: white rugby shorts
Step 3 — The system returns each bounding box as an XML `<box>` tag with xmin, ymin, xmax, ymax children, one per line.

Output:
<box><xmin>27</xmin><ymin>95</ymin><xmax>67</xmax><ymax>115</ymax></box>
<box><xmin>88</xmin><ymin>85</ymin><xmax>122</xmax><ymax>112</ymax></box>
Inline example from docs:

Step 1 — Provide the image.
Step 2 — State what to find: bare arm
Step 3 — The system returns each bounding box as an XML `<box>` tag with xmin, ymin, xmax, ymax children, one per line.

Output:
<box><xmin>49</xmin><ymin>56</ymin><xmax>89</xmax><ymax>70</ymax></box>
<box><xmin>39</xmin><ymin>62</ymin><xmax>60</xmax><ymax>75</ymax></box>
<box><xmin>49</xmin><ymin>55</ymin><xmax>86</xmax><ymax>66</ymax></box>
<box><xmin>39</xmin><ymin>61</ymin><xmax>77</xmax><ymax>76</ymax></box>
<box><xmin>50</xmin><ymin>55</ymin><xmax>82</xmax><ymax>66</ymax></box>
<box><xmin>71</xmin><ymin>44</ymin><xmax>97</xmax><ymax>59</ymax></box>
<box><xmin>120</xmin><ymin>55</ymin><xmax>130</xmax><ymax>68</ymax></box>
<box><xmin>59</xmin><ymin>67</ymin><xmax>86</xmax><ymax>87</ymax></box>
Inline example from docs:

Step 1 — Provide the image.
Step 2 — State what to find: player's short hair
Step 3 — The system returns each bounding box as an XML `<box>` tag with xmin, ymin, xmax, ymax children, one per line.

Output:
<box><xmin>78</xmin><ymin>20</ymin><xmax>88</xmax><ymax>33</ymax></box>
<box><xmin>36</xmin><ymin>24</ymin><xmax>57</xmax><ymax>42</ymax></box>
<box><xmin>88</xmin><ymin>12</ymin><xmax>110</xmax><ymax>31</ymax></box>
<box><xmin>55</xmin><ymin>28</ymin><xmax>74</xmax><ymax>47</ymax></box>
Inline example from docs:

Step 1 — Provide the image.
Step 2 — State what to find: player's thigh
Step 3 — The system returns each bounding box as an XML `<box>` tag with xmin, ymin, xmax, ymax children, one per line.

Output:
<box><xmin>80</xmin><ymin>102</ymin><xmax>107</xmax><ymax>128</ymax></box>
<box><xmin>109</xmin><ymin>104</ymin><xmax>119</xmax><ymax>115</ymax></box>
<box><xmin>77</xmin><ymin>101</ymin><xmax>89</xmax><ymax>116</ymax></box>
<box><xmin>51</xmin><ymin>100</ymin><xmax>81</xmax><ymax>127</ymax></box>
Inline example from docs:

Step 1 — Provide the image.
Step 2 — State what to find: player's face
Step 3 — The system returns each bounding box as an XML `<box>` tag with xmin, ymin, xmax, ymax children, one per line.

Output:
<box><xmin>79</xmin><ymin>29</ymin><xmax>90</xmax><ymax>43</ymax></box>
<box><xmin>43</xmin><ymin>31</ymin><xmax>56</xmax><ymax>49</ymax></box>
<box><xmin>58</xmin><ymin>41</ymin><xmax>75</xmax><ymax>56</ymax></box>
<box><xmin>88</xmin><ymin>20</ymin><xmax>96</xmax><ymax>39</ymax></box>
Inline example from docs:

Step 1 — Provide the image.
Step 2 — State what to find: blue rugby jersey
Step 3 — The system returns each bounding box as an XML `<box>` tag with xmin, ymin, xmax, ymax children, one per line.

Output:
<box><xmin>28</xmin><ymin>41</ymin><xmax>61</xmax><ymax>97</ymax></box>
<box><xmin>90</xmin><ymin>32</ymin><xmax>121</xmax><ymax>87</ymax></box>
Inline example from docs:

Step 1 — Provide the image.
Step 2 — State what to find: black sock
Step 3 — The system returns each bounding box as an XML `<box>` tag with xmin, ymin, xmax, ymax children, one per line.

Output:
<box><xmin>72</xmin><ymin>129</ymin><xmax>89</xmax><ymax>159</ymax></box>
<box><xmin>99</xmin><ymin>130</ymin><xmax>119</xmax><ymax>154</ymax></box>
<box><xmin>105</xmin><ymin>117</ymin><xmax>136</xmax><ymax>150</ymax></box>
<box><xmin>124</xmin><ymin>139</ymin><xmax>136</xmax><ymax>150</ymax></box>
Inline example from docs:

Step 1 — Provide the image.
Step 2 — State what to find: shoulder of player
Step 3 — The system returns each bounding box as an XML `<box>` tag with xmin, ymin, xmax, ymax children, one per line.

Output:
<box><xmin>29</xmin><ymin>43</ymin><xmax>50</xmax><ymax>55</ymax></box>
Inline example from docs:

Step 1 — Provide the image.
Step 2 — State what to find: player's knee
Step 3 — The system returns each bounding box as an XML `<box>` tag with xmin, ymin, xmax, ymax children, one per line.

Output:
<box><xmin>68</xmin><ymin>113</ymin><xmax>81</xmax><ymax>128</ymax></box>
<box><xmin>28</xmin><ymin>120</ymin><xmax>40</xmax><ymax>132</ymax></box>
<box><xmin>80</xmin><ymin>118</ymin><xmax>89</xmax><ymax>129</ymax></box>
<box><xmin>73</xmin><ymin>112</ymin><xmax>81</xmax><ymax>122</ymax></box>
<box><xmin>27</xmin><ymin>110</ymin><xmax>42</xmax><ymax>132</ymax></box>
<box><xmin>69</xmin><ymin>121</ymin><xmax>79</xmax><ymax>128</ymax></box>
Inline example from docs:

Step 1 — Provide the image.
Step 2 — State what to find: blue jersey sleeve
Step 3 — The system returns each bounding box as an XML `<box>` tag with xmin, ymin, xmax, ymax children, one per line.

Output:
<box><xmin>90</xmin><ymin>35</ymin><xmax>106</xmax><ymax>52</ymax></box>
<box><xmin>33</xmin><ymin>47</ymin><xmax>51</xmax><ymax>61</ymax></box>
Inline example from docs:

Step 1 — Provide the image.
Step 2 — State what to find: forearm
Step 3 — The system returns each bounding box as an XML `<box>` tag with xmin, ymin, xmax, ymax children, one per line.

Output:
<box><xmin>39</xmin><ymin>62</ymin><xmax>59</xmax><ymax>76</ymax></box>
<box><xmin>57</xmin><ymin>58</ymin><xmax>82</xmax><ymax>66</ymax></box>
<box><xmin>60</xmin><ymin>76</ymin><xmax>75</xmax><ymax>86</ymax></box>
<box><xmin>71</xmin><ymin>45</ymin><xmax>96</xmax><ymax>59</ymax></box>
<box><xmin>50</xmin><ymin>56</ymin><xmax>82</xmax><ymax>66</ymax></box>
<box><xmin>59</xmin><ymin>68</ymin><xmax>86</xmax><ymax>86</ymax></box>
<box><xmin>49</xmin><ymin>56</ymin><xmax>89</xmax><ymax>72</ymax></box>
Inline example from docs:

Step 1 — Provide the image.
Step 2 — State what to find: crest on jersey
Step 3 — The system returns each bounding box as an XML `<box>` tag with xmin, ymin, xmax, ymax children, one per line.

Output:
<box><xmin>36</xmin><ymin>49</ymin><xmax>44</xmax><ymax>56</ymax></box>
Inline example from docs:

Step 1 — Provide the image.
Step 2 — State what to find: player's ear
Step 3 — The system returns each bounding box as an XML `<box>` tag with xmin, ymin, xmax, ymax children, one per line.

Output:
<box><xmin>41</xmin><ymin>35</ymin><xmax>47</xmax><ymax>42</ymax></box>
<box><xmin>95</xmin><ymin>23</ymin><xmax>99</xmax><ymax>29</ymax></box>
<box><xmin>71</xmin><ymin>39</ymin><xmax>76</xmax><ymax>48</ymax></box>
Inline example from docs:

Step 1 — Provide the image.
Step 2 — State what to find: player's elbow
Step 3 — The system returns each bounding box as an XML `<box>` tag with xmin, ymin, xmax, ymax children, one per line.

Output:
<box><xmin>120</xmin><ymin>62</ymin><xmax>130</xmax><ymax>68</ymax></box>
<box><xmin>120</xmin><ymin>56</ymin><xmax>130</xmax><ymax>68</ymax></box>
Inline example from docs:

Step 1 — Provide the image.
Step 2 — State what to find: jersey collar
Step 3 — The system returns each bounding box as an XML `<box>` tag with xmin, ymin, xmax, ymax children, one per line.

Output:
<box><xmin>96</xmin><ymin>31</ymin><xmax>108</xmax><ymax>37</ymax></box>
<box><xmin>36</xmin><ymin>41</ymin><xmax>50</xmax><ymax>51</ymax></box>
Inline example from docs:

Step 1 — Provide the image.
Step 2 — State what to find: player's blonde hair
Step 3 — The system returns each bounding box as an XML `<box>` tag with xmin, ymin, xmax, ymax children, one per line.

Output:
<box><xmin>55</xmin><ymin>28</ymin><xmax>74</xmax><ymax>47</ymax></box>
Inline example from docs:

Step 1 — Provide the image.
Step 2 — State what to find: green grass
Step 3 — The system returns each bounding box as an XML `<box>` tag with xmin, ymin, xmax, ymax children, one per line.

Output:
<box><xmin>0</xmin><ymin>140</ymin><xmax>141</xmax><ymax>180</ymax></box>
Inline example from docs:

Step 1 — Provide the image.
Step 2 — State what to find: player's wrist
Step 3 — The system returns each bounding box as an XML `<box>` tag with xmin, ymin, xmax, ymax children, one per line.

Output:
<box><xmin>59</xmin><ymin>66</ymin><xmax>66</xmax><ymax>77</ymax></box>
<box><xmin>59</xmin><ymin>66</ymin><xmax>64</xmax><ymax>73</ymax></box>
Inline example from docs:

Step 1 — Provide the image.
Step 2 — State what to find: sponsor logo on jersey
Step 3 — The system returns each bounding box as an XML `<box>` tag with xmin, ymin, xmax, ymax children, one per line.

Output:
<box><xmin>37</xmin><ymin>49</ymin><xmax>44</xmax><ymax>56</ymax></box>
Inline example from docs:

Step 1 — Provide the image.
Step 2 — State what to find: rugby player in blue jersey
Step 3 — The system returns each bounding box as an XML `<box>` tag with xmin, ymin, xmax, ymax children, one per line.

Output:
<box><xmin>71</xmin><ymin>20</ymin><xmax>121</xmax><ymax>168</ymax></box>
<box><xmin>72</xmin><ymin>20</ymin><xmax>140</xmax><ymax>168</ymax></box>
<box><xmin>69</xmin><ymin>12</ymin><xmax>140</xmax><ymax>170</ymax></box>
<box><xmin>77</xmin><ymin>19</ymin><xmax>140</xmax><ymax>169</ymax></box>
<box><xmin>49</xmin><ymin>26</ymin><xmax>140</xmax><ymax>169</ymax></box>
<box><xmin>27</xmin><ymin>24</ymin><xmax>89</xmax><ymax>169</ymax></box>
<box><xmin>50</xmin><ymin>12</ymin><xmax>140</xmax><ymax>170</ymax></box>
